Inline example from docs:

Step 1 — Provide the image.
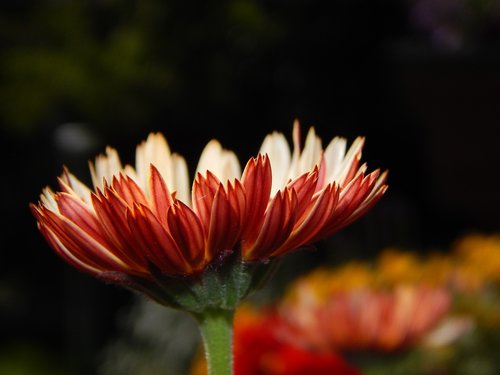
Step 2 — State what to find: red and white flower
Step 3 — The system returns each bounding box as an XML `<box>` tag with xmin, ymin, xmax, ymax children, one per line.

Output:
<box><xmin>31</xmin><ymin>121</ymin><xmax>387</xmax><ymax>285</ymax></box>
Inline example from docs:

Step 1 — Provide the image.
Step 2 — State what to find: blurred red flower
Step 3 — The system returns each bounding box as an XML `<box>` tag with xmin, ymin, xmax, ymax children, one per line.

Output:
<box><xmin>280</xmin><ymin>280</ymin><xmax>451</xmax><ymax>353</ymax></box>
<box><xmin>191</xmin><ymin>305</ymin><xmax>362</xmax><ymax>375</ymax></box>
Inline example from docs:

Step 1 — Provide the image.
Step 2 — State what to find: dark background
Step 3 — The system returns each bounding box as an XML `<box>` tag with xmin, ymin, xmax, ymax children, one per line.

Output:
<box><xmin>1</xmin><ymin>1</ymin><xmax>499</xmax><ymax>374</ymax></box>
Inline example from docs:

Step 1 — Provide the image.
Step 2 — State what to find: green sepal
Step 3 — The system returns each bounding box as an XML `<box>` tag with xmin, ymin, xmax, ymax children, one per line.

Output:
<box><xmin>126</xmin><ymin>251</ymin><xmax>278</xmax><ymax>314</ymax></box>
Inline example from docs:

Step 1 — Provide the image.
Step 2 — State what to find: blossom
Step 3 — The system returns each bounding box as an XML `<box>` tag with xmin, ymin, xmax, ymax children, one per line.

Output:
<box><xmin>376</xmin><ymin>248</ymin><xmax>453</xmax><ymax>288</ymax></box>
<box><xmin>190</xmin><ymin>305</ymin><xmax>362</xmax><ymax>375</ymax></box>
<box><xmin>451</xmin><ymin>233</ymin><xmax>500</xmax><ymax>292</ymax></box>
<box><xmin>279</xmin><ymin>269</ymin><xmax>452</xmax><ymax>352</ymax></box>
<box><xmin>30</xmin><ymin>121</ymin><xmax>387</xmax><ymax>299</ymax></box>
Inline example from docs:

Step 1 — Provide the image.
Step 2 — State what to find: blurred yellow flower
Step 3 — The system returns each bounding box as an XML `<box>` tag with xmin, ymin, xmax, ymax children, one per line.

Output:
<box><xmin>376</xmin><ymin>248</ymin><xmax>422</xmax><ymax>285</ymax></box>
<box><xmin>285</xmin><ymin>263</ymin><xmax>374</xmax><ymax>304</ymax></box>
<box><xmin>376</xmin><ymin>248</ymin><xmax>453</xmax><ymax>288</ymax></box>
<box><xmin>451</xmin><ymin>233</ymin><xmax>500</xmax><ymax>292</ymax></box>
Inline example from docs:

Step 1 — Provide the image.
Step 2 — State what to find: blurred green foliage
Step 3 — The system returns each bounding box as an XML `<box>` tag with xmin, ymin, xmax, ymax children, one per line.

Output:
<box><xmin>0</xmin><ymin>342</ymin><xmax>76</xmax><ymax>375</ymax></box>
<box><xmin>358</xmin><ymin>325</ymin><xmax>500</xmax><ymax>375</ymax></box>
<box><xmin>0</xmin><ymin>0</ymin><xmax>284</xmax><ymax>135</ymax></box>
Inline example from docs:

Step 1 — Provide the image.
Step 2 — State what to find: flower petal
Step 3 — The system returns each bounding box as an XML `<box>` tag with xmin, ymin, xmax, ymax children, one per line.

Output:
<box><xmin>324</xmin><ymin>137</ymin><xmax>347</xmax><ymax>181</ymax></box>
<box><xmin>35</xmin><ymin>215</ymin><xmax>103</xmax><ymax>276</ymax></box>
<box><xmin>240</xmin><ymin>154</ymin><xmax>272</xmax><ymax>240</ymax></box>
<box><xmin>170</xmin><ymin>153</ymin><xmax>191</xmax><ymax>203</ymax></box>
<box><xmin>149</xmin><ymin>164</ymin><xmax>175</xmax><ymax>225</ymax></box>
<box><xmin>167</xmin><ymin>201</ymin><xmax>206</xmax><ymax>270</ymax></box>
<box><xmin>128</xmin><ymin>204</ymin><xmax>192</xmax><ymax>275</ymax></box>
<box><xmin>192</xmin><ymin>171</ymin><xmax>220</xmax><ymax>234</ymax></box>
<box><xmin>56</xmin><ymin>192</ymin><xmax>104</xmax><ymax>243</ymax></box>
<box><xmin>59</xmin><ymin>167</ymin><xmax>93</xmax><ymax>204</ymax></box>
<box><xmin>33</xmin><ymin>204</ymin><xmax>131</xmax><ymax>272</ymax></box>
<box><xmin>135</xmin><ymin>132</ymin><xmax>172</xmax><ymax>190</ymax></box>
<box><xmin>196</xmin><ymin>139</ymin><xmax>242</xmax><ymax>183</ymax></box>
<box><xmin>286</xmin><ymin>168</ymin><xmax>320</xmax><ymax>220</ymax></box>
<box><xmin>335</xmin><ymin>137</ymin><xmax>365</xmax><ymax>187</ymax></box>
<box><xmin>317</xmin><ymin>173</ymin><xmax>370</xmax><ymax>236</ymax></box>
<box><xmin>89</xmin><ymin>146</ymin><xmax>123</xmax><ymax>190</ymax></box>
<box><xmin>297</xmin><ymin>127</ymin><xmax>322</xmax><ymax>176</ymax></box>
<box><xmin>272</xmin><ymin>183</ymin><xmax>339</xmax><ymax>257</ymax></box>
<box><xmin>111</xmin><ymin>174</ymin><xmax>148</xmax><ymax>208</ymax></box>
<box><xmin>242</xmin><ymin>188</ymin><xmax>298</xmax><ymax>261</ymax></box>
<box><xmin>205</xmin><ymin>183</ymin><xmax>242</xmax><ymax>260</ymax></box>
<box><xmin>91</xmin><ymin>189</ymin><xmax>149</xmax><ymax>270</ymax></box>
<box><xmin>258</xmin><ymin>131</ymin><xmax>291</xmax><ymax>195</ymax></box>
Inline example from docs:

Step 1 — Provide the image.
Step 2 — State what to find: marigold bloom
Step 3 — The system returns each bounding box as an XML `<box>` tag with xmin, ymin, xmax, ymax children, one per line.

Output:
<box><xmin>280</xmin><ymin>272</ymin><xmax>451</xmax><ymax>352</ymax></box>
<box><xmin>30</xmin><ymin>122</ymin><xmax>387</xmax><ymax>295</ymax></box>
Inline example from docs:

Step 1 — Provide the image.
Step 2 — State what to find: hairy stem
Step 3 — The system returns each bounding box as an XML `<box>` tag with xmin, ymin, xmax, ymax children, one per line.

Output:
<box><xmin>196</xmin><ymin>309</ymin><xmax>234</xmax><ymax>375</ymax></box>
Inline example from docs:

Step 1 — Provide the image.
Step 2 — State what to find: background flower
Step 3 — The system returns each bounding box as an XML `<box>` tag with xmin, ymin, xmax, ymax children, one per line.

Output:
<box><xmin>279</xmin><ymin>276</ymin><xmax>452</xmax><ymax>353</ymax></box>
<box><xmin>190</xmin><ymin>304</ymin><xmax>362</xmax><ymax>375</ymax></box>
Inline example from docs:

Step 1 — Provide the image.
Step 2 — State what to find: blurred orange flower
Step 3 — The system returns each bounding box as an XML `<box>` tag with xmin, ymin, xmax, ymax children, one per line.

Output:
<box><xmin>280</xmin><ymin>270</ymin><xmax>452</xmax><ymax>353</ymax></box>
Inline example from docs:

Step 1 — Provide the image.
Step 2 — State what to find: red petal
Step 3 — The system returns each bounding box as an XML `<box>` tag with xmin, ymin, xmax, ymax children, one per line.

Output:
<box><xmin>128</xmin><ymin>204</ymin><xmax>192</xmax><ymax>275</ymax></box>
<box><xmin>341</xmin><ymin>147</ymin><xmax>363</xmax><ymax>186</ymax></box>
<box><xmin>35</xmin><ymin>205</ymin><xmax>130</xmax><ymax>272</ymax></box>
<box><xmin>240</xmin><ymin>155</ymin><xmax>272</xmax><ymax>240</ymax></box>
<box><xmin>286</xmin><ymin>168</ymin><xmax>319</xmax><ymax>221</ymax></box>
<box><xmin>149</xmin><ymin>164</ymin><xmax>174</xmax><ymax>225</ymax></box>
<box><xmin>30</xmin><ymin>203</ymin><xmax>103</xmax><ymax>275</ymax></box>
<box><xmin>273</xmin><ymin>183</ymin><xmax>339</xmax><ymax>256</ymax></box>
<box><xmin>166</xmin><ymin>201</ymin><xmax>206</xmax><ymax>271</ymax></box>
<box><xmin>192</xmin><ymin>171</ymin><xmax>219</xmax><ymax>234</ymax></box>
<box><xmin>242</xmin><ymin>188</ymin><xmax>297</xmax><ymax>260</ymax></box>
<box><xmin>91</xmin><ymin>190</ymin><xmax>149</xmax><ymax>270</ymax></box>
<box><xmin>56</xmin><ymin>193</ymin><xmax>105</xmax><ymax>243</ymax></box>
<box><xmin>341</xmin><ymin>171</ymin><xmax>387</xmax><ymax>221</ymax></box>
<box><xmin>205</xmin><ymin>183</ymin><xmax>241</xmax><ymax>260</ymax></box>
<box><xmin>315</xmin><ymin>155</ymin><xmax>328</xmax><ymax>191</ymax></box>
<box><xmin>111</xmin><ymin>174</ymin><xmax>148</xmax><ymax>207</ymax></box>
<box><xmin>227</xmin><ymin>179</ymin><xmax>246</xmax><ymax>239</ymax></box>
<box><xmin>321</xmin><ymin>174</ymin><xmax>366</xmax><ymax>232</ymax></box>
<box><xmin>39</xmin><ymin>221</ymin><xmax>105</xmax><ymax>276</ymax></box>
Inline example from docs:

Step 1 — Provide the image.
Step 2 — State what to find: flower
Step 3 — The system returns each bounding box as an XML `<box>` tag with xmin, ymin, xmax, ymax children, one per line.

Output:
<box><xmin>376</xmin><ymin>248</ymin><xmax>453</xmax><ymax>288</ymax></box>
<box><xmin>279</xmin><ymin>268</ymin><xmax>452</xmax><ymax>353</ymax></box>
<box><xmin>451</xmin><ymin>233</ymin><xmax>500</xmax><ymax>292</ymax></box>
<box><xmin>31</xmin><ymin>122</ymin><xmax>386</xmax><ymax>374</ymax></box>
<box><xmin>190</xmin><ymin>305</ymin><xmax>362</xmax><ymax>375</ymax></box>
<box><xmin>31</xmin><ymin>121</ymin><xmax>387</xmax><ymax>298</ymax></box>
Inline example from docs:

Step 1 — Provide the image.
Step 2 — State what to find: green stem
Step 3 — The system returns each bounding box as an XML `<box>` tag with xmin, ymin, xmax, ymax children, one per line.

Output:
<box><xmin>196</xmin><ymin>309</ymin><xmax>234</xmax><ymax>375</ymax></box>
